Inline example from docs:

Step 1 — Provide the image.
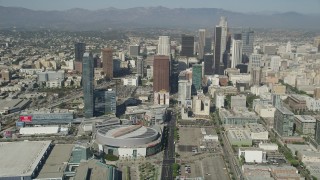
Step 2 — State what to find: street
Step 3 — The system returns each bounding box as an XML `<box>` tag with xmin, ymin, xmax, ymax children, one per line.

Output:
<box><xmin>161</xmin><ymin>110</ymin><xmax>176</xmax><ymax>180</ymax></box>
<box><xmin>215</xmin><ymin>118</ymin><xmax>243</xmax><ymax>180</ymax></box>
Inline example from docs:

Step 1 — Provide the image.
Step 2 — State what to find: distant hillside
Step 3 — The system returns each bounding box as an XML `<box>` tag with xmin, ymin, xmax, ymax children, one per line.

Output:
<box><xmin>0</xmin><ymin>6</ymin><xmax>319</xmax><ymax>30</ymax></box>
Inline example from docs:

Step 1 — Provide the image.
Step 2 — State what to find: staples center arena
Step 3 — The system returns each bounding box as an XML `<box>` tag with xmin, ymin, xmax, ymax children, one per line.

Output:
<box><xmin>96</xmin><ymin>125</ymin><xmax>164</xmax><ymax>158</ymax></box>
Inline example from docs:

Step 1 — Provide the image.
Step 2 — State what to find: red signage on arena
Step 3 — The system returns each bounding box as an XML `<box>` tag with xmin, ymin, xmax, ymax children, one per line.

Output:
<box><xmin>20</xmin><ymin>116</ymin><xmax>32</xmax><ymax>122</ymax></box>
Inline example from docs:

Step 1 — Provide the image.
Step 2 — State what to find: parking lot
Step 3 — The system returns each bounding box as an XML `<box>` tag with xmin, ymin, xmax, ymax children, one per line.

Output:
<box><xmin>177</xmin><ymin>126</ymin><xmax>228</xmax><ymax>179</ymax></box>
<box><xmin>179</xmin><ymin>156</ymin><xmax>229</xmax><ymax>180</ymax></box>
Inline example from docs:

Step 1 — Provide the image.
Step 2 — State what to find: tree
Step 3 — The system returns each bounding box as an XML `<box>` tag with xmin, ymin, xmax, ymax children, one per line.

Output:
<box><xmin>33</xmin><ymin>83</ymin><xmax>39</xmax><ymax>89</ymax></box>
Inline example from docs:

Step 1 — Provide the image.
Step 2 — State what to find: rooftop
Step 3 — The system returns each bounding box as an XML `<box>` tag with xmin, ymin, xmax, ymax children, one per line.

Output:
<box><xmin>246</xmin><ymin>124</ymin><xmax>267</xmax><ymax>133</ymax></box>
<box><xmin>99</xmin><ymin>125</ymin><xmax>158</xmax><ymax>139</ymax></box>
<box><xmin>276</xmin><ymin>106</ymin><xmax>294</xmax><ymax>115</ymax></box>
<box><xmin>74</xmin><ymin>160</ymin><xmax>116</xmax><ymax>180</ymax></box>
<box><xmin>295</xmin><ymin>115</ymin><xmax>316</xmax><ymax>123</ymax></box>
<box><xmin>227</xmin><ymin>129</ymin><xmax>251</xmax><ymax>140</ymax></box>
<box><xmin>36</xmin><ymin>144</ymin><xmax>74</xmax><ymax>179</ymax></box>
<box><xmin>0</xmin><ymin>141</ymin><xmax>51</xmax><ymax>177</ymax></box>
<box><xmin>220</xmin><ymin>107</ymin><xmax>260</xmax><ymax>119</ymax></box>
<box><xmin>0</xmin><ymin>99</ymin><xmax>30</xmax><ymax>110</ymax></box>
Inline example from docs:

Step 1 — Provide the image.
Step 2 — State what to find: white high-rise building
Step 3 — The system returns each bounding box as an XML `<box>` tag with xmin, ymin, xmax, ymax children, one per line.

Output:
<box><xmin>157</xmin><ymin>36</ymin><xmax>171</xmax><ymax>56</ymax></box>
<box><xmin>231</xmin><ymin>39</ymin><xmax>243</xmax><ymax>68</ymax></box>
<box><xmin>215</xmin><ymin>92</ymin><xmax>225</xmax><ymax>109</ymax></box>
<box><xmin>286</xmin><ymin>41</ymin><xmax>292</xmax><ymax>53</ymax></box>
<box><xmin>249</xmin><ymin>53</ymin><xmax>262</xmax><ymax>71</ymax></box>
<box><xmin>219</xmin><ymin>16</ymin><xmax>228</xmax><ymax>64</ymax></box>
<box><xmin>270</xmin><ymin>56</ymin><xmax>281</xmax><ymax>72</ymax></box>
<box><xmin>214</xmin><ymin>16</ymin><xmax>228</xmax><ymax>74</ymax></box>
<box><xmin>198</xmin><ymin>29</ymin><xmax>206</xmax><ymax>59</ymax></box>
<box><xmin>178</xmin><ymin>80</ymin><xmax>192</xmax><ymax>106</ymax></box>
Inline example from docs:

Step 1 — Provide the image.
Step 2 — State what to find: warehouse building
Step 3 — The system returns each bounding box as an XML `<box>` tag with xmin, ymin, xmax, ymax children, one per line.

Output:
<box><xmin>0</xmin><ymin>98</ymin><xmax>31</xmax><ymax>115</ymax></box>
<box><xmin>0</xmin><ymin>141</ymin><xmax>52</xmax><ymax>180</ymax></box>
<box><xmin>219</xmin><ymin>107</ymin><xmax>260</xmax><ymax>125</ymax></box>
<box><xmin>35</xmin><ymin>144</ymin><xmax>74</xmax><ymax>180</ymax></box>
<box><xmin>19</xmin><ymin>108</ymin><xmax>74</xmax><ymax>125</ymax></box>
<box><xmin>238</xmin><ymin>148</ymin><xmax>267</xmax><ymax>163</ymax></box>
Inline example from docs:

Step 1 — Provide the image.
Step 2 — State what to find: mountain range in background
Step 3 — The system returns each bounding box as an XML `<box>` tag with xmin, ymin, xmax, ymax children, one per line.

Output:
<box><xmin>0</xmin><ymin>6</ymin><xmax>319</xmax><ymax>31</ymax></box>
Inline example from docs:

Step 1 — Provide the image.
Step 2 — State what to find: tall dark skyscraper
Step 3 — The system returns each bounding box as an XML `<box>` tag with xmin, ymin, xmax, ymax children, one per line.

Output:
<box><xmin>204</xmin><ymin>54</ymin><xmax>214</xmax><ymax>75</ymax></box>
<box><xmin>204</xmin><ymin>37</ymin><xmax>212</xmax><ymax>53</ymax></box>
<box><xmin>214</xmin><ymin>26</ymin><xmax>222</xmax><ymax>74</ymax></box>
<box><xmin>192</xmin><ymin>64</ymin><xmax>202</xmax><ymax>94</ymax></box>
<box><xmin>315</xmin><ymin>119</ymin><xmax>320</xmax><ymax>145</ymax></box>
<box><xmin>75</xmin><ymin>43</ymin><xmax>86</xmax><ymax>62</ymax></box>
<box><xmin>94</xmin><ymin>89</ymin><xmax>116</xmax><ymax>116</ymax></box>
<box><xmin>198</xmin><ymin>29</ymin><xmax>206</xmax><ymax>60</ymax></box>
<box><xmin>74</xmin><ymin>43</ymin><xmax>86</xmax><ymax>73</ymax></box>
<box><xmin>233</xmin><ymin>33</ymin><xmax>242</xmax><ymax>40</ymax></box>
<box><xmin>242</xmin><ymin>30</ymin><xmax>254</xmax><ymax>63</ymax></box>
<box><xmin>153</xmin><ymin>55</ymin><xmax>170</xmax><ymax>92</ymax></box>
<box><xmin>214</xmin><ymin>17</ymin><xmax>228</xmax><ymax>75</ymax></box>
<box><xmin>102</xmin><ymin>48</ymin><xmax>113</xmax><ymax>79</ymax></box>
<box><xmin>82</xmin><ymin>52</ymin><xmax>94</xmax><ymax>118</ymax></box>
<box><xmin>180</xmin><ymin>34</ymin><xmax>194</xmax><ymax>57</ymax></box>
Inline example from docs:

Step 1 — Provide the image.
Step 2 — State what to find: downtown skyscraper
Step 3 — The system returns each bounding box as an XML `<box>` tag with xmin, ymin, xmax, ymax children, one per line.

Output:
<box><xmin>153</xmin><ymin>55</ymin><xmax>170</xmax><ymax>92</ymax></box>
<box><xmin>180</xmin><ymin>34</ymin><xmax>194</xmax><ymax>57</ymax></box>
<box><xmin>74</xmin><ymin>42</ymin><xmax>86</xmax><ymax>73</ymax></box>
<box><xmin>82</xmin><ymin>52</ymin><xmax>94</xmax><ymax>118</ymax></box>
<box><xmin>102</xmin><ymin>48</ymin><xmax>113</xmax><ymax>79</ymax></box>
<box><xmin>241</xmin><ymin>29</ymin><xmax>254</xmax><ymax>63</ymax></box>
<box><xmin>157</xmin><ymin>36</ymin><xmax>171</xmax><ymax>56</ymax></box>
<box><xmin>198</xmin><ymin>29</ymin><xmax>206</xmax><ymax>60</ymax></box>
<box><xmin>214</xmin><ymin>17</ymin><xmax>228</xmax><ymax>75</ymax></box>
<box><xmin>231</xmin><ymin>39</ymin><xmax>243</xmax><ymax>68</ymax></box>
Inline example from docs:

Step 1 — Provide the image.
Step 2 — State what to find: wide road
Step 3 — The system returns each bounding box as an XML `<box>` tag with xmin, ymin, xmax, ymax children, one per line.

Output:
<box><xmin>215</xmin><ymin>115</ymin><xmax>243</xmax><ymax>180</ymax></box>
<box><xmin>161</xmin><ymin>110</ymin><xmax>176</xmax><ymax>180</ymax></box>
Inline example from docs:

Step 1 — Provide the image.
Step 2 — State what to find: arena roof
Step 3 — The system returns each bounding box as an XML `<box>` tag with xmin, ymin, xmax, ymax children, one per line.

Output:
<box><xmin>96</xmin><ymin>125</ymin><xmax>160</xmax><ymax>147</ymax></box>
<box><xmin>99</xmin><ymin>125</ymin><xmax>158</xmax><ymax>139</ymax></box>
<box><xmin>0</xmin><ymin>141</ymin><xmax>51</xmax><ymax>178</ymax></box>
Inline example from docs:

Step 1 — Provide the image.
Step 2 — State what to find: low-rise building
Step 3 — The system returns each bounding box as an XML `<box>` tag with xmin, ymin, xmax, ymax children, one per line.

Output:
<box><xmin>215</xmin><ymin>92</ymin><xmax>225</xmax><ymax>109</ymax></box>
<box><xmin>294</xmin><ymin>115</ymin><xmax>316</xmax><ymax>135</ymax></box>
<box><xmin>287</xmin><ymin>94</ymin><xmax>307</xmax><ymax>111</ymax></box>
<box><xmin>298</xmin><ymin>151</ymin><xmax>320</xmax><ymax>163</ymax></box>
<box><xmin>305</xmin><ymin>96</ymin><xmax>320</xmax><ymax>111</ymax></box>
<box><xmin>154</xmin><ymin>91</ymin><xmax>169</xmax><ymax>106</ymax></box>
<box><xmin>271</xmin><ymin>84</ymin><xmax>286</xmax><ymax>94</ymax></box>
<box><xmin>250</xmin><ymin>85</ymin><xmax>269</xmax><ymax>96</ymax></box>
<box><xmin>0</xmin><ymin>98</ymin><xmax>31</xmax><ymax>115</ymax></box>
<box><xmin>254</xmin><ymin>104</ymin><xmax>276</xmax><ymax>118</ymax></box>
<box><xmin>246</xmin><ymin>124</ymin><xmax>269</xmax><ymax>141</ymax></box>
<box><xmin>258</xmin><ymin>143</ymin><xmax>278</xmax><ymax>151</ymax></box>
<box><xmin>219</xmin><ymin>107</ymin><xmax>260</xmax><ymax>125</ymax></box>
<box><xmin>123</xmin><ymin>76</ymin><xmax>139</xmax><ymax>86</ymax></box>
<box><xmin>231</xmin><ymin>95</ymin><xmax>246</xmax><ymax>109</ymax></box>
<box><xmin>238</xmin><ymin>148</ymin><xmax>266</xmax><ymax>163</ymax></box>
<box><xmin>19</xmin><ymin>108</ymin><xmax>74</xmax><ymax>125</ymax></box>
<box><xmin>274</xmin><ymin>106</ymin><xmax>294</xmax><ymax>137</ymax></box>
<box><xmin>192</xmin><ymin>93</ymin><xmax>210</xmax><ymax>117</ymax></box>
<box><xmin>227</xmin><ymin>129</ymin><xmax>252</xmax><ymax>146</ymax></box>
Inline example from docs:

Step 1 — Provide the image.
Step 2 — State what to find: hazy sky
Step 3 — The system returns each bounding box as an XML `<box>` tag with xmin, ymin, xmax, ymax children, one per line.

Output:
<box><xmin>0</xmin><ymin>0</ymin><xmax>320</xmax><ymax>14</ymax></box>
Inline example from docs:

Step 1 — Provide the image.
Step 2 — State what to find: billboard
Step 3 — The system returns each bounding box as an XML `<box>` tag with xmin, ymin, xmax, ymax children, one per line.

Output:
<box><xmin>16</xmin><ymin>121</ymin><xmax>25</xmax><ymax>127</ymax></box>
<box><xmin>20</xmin><ymin>116</ymin><xmax>32</xmax><ymax>122</ymax></box>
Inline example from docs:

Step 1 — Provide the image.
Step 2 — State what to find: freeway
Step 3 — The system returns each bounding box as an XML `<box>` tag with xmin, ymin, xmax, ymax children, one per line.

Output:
<box><xmin>161</xmin><ymin>110</ymin><xmax>176</xmax><ymax>180</ymax></box>
<box><xmin>45</xmin><ymin>82</ymin><xmax>115</xmax><ymax>108</ymax></box>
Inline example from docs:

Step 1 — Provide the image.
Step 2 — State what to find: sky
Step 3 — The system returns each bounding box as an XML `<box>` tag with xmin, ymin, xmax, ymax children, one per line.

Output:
<box><xmin>0</xmin><ymin>0</ymin><xmax>319</xmax><ymax>14</ymax></box>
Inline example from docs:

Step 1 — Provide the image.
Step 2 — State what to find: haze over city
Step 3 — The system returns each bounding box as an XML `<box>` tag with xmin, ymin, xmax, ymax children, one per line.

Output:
<box><xmin>0</xmin><ymin>0</ymin><xmax>320</xmax><ymax>14</ymax></box>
